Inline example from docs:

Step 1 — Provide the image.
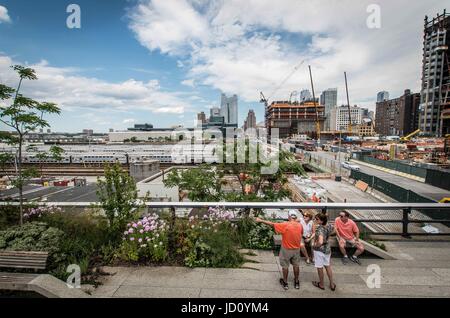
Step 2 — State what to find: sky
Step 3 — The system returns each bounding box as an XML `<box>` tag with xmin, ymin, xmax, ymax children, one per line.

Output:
<box><xmin>0</xmin><ymin>0</ymin><xmax>447</xmax><ymax>133</ymax></box>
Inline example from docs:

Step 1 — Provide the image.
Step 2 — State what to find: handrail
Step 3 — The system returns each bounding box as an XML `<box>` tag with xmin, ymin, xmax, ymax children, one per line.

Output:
<box><xmin>1</xmin><ymin>201</ymin><xmax>449</xmax><ymax>237</ymax></box>
<box><xmin>0</xmin><ymin>201</ymin><xmax>448</xmax><ymax>210</ymax></box>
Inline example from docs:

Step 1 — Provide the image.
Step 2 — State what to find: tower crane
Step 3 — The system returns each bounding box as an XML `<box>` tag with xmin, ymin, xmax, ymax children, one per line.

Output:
<box><xmin>344</xmin><ymin>71</ymin><xmax>353</xmax><ymax>133</ymax></box>
<box><xmin>260</xmin><ymin>59</ymin><xmax>306</xmax><ymax>127</ymax></box>
<box><xmin>308</xmin><ymin>65</ymin><xmax>321</xmax><ymax>142</ymax></box>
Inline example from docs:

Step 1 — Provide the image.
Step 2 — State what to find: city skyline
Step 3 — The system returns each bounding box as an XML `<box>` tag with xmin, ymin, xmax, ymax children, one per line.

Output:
<box><xmin>0</xmin><ymin>1</ymin><xmax>447</xmax><ymax>133</ymax></box>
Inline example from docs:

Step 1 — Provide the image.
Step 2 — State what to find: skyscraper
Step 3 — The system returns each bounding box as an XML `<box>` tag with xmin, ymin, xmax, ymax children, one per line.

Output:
<box><xmin>197</xmin><ymin>112</ymin><xmax>206</xmax><ymax>127</ymax></box>
<box><xmin>320</xmin><ymin>88</ymin><xmax>338</xmax><ymax>130</ymax></box>
<box><xmin>299</xmin><ymin>89</ymin><xmax>312</xmax><ymax>102</ymax></box>
<box><xmin>210</xmin><ymin>107</ymin><xmax>221</xmax><ymax>118</ymax></box>
<box><xmin>244</xmin><ymin>109</ymin><xmax>257</xmax><ymax>130</ymax></box>
<box><xmin>220</xmin><ymin>93</ymin><xmax>238</xmax><ymax>126</ymax></box>
<box><xmin>419</xmin><ymin>10</ymin><xmax>450</xmax><ymax>136</ymax></box>
<box><xmin>375</xmin><ymin>89</ymin><xmax>420</xmax><ymax>136</ymax></box>
<box><xmin>377</xmin><ymin>91</ymin><xmax>390</xmax><ymax>102</ymax></box>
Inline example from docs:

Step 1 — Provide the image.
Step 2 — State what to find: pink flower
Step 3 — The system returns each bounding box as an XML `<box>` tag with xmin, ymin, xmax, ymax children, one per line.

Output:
<box><xmin>132</xmin><ymin>223</ymin><xmax>137</xmax><ymax>228</ymax></box>
<box><xmin>128</xmin><ymin>228</ymin><xmax>134</xmax><ymax>234</ymax></box>
<box><xmin>139</xmin><ymin>229</ymin><xmax>144</xmax><ymax>234</ymax></box>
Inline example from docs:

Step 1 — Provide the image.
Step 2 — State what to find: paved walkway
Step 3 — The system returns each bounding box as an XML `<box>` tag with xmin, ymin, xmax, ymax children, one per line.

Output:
<box><xmin>306</xmin><ymin>150</ymin><xmax>450</xmax><ymax>201</ymax></box>
<box><xmin>314</xmin><ymin>178</ymin><xmax>450</xmax><ymax>234</ymax></box>
<box><xmin>87</xmin><ymin>242</ymin><xmax>450</xmax><ymax>298</ymax></box>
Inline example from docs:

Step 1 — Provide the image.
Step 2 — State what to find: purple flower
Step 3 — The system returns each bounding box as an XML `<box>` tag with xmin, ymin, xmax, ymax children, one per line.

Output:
<box><xmin>138</xmin><ymin>238</ymin><xmax>143</xmax><ymax>243</ymax></box>
<box><xmin>130</xmin><ymin>237</ymin><xmax>135</xmax><ymax>241</ymax></box>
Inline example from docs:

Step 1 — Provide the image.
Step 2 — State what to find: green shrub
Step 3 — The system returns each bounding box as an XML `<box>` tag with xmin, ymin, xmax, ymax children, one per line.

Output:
<box><xmin>237</xmin><ymin>217</ymin><xmax>274</xmax><ymax>250</ymax></box>
<box><xmin>0</xmin><ymin>222</ymin><xmax>65</xmax><ymax>268</ymax></box>
<box><xmin>180</xmin><ymin>215</ymin><xmax>243</xmax><ymax>268</ymax></box>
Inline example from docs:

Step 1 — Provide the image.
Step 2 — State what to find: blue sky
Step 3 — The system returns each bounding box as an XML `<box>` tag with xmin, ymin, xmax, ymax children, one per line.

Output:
<box><xmin>0</xmin><ymin>0</ymin><xmax>447</xmax><ymax>133</ymax></box>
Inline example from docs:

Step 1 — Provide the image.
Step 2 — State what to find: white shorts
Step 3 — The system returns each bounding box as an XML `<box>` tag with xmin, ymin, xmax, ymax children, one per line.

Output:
<box><xmin>313</xmin><ymin>250</ymin><xmax>331</xmax><ymax>268</ymax></box>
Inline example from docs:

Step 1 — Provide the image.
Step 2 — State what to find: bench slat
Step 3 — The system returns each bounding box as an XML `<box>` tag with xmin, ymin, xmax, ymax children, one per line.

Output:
<box><xmin>0</xmin><ymin>250</ymin><xmax>49</xmax><ymax>270</ymax></box>
<box><xmin>0</xmin><ymin>251</ymin><xmax>48</xmax><ymax>257</ymax></box>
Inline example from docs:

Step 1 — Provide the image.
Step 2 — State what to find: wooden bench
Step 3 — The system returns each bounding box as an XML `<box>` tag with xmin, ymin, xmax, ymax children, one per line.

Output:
<box><xmin>273</xmin><ymin>235</ymin><xmax>395</xmax><ymax>260</ymax></box>
<box><xmin>0</xmin><ymin>251</ymin><xmax>49</xmax><ymax>271</ymax></box>
<box><xmin>0</xmin><ymin>251</ymin><xmax>49</xmax><ymax>292</ymax></box>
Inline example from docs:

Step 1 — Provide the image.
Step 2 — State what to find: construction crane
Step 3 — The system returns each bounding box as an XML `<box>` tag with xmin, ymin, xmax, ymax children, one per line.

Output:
<box><xmin>400</xmin><ymin>129</ymin><xmax>421</xmax><ymax>142</ymax></box>
<box><xmin>260</xmin><ymin>59</ymin><xmax>306</xmax><ymax>127</ymax></box>
<box><xmin>308</xmin><ymin>65</ymin><xmax>321</xmax><ymax>141</ymax></box>
<box><xmin>344</xmin><ymin>71</ymin><xmax>353</xmax><ymax>133</ymax></box>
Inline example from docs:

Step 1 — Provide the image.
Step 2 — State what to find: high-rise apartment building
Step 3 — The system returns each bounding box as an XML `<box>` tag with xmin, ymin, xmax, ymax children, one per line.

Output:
<box><xmin>244</xmin><ymin>109</ymin><xmax>257</xmax><ymax>130</ymax></box>
<box><xmin>376</xmin><ymin>89</ymin><xmax>420</xmax><ymax>136</ymax></box>
<box><xmin>299</xmin><ymin>89</ymin><xmax>312</xmax><ymax>102</ymax></box>
<box><xmin>377</xmin><ymin>91</ymin><xmax>390</xmax><ymax>102</ymax></box>
<box><xmin>419</xmin><ymin>10</ymin><xmax>450</xmax><ymax>136</ymax></box>
<box><xmin>220</xmin><ymin>93</ymin><xmax>238</xmax><ymax>126</ymax></box>
<box><xmin>329</xmin><ymin>105</ymin><xmax>364</xmax><ymax>131</ymax></box>
<box><xmin>197</xmin><ymin>112</ymin><xmax>206</xmax><ymax>127</ymax></box>
<box><xmin>210</xmin><ymin>107</ymin><xmax>221</xmax><ymax>118</ymax></box>
<box><xmin>320</xmin><ymin>88</ymin><xmax>338</xmax><ymax>130</ymax></box>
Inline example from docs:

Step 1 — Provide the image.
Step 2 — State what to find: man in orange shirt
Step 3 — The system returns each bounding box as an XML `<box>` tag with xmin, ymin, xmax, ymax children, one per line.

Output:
<box><xmin>255</xmin><ymin>210</ymin><xmax>303</xmax><ymax>290</ymax></box>
<box><xmin>334</xmin><ymin>211</ymin><xmax>364</xmax><ymax>265</ymax></box>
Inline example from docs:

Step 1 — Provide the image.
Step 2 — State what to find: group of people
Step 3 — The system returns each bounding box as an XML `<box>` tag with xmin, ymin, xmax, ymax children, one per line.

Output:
<box><xmin>255</xmin><ymin>209</ymin><xmax>365</xmax><ymax>291</ymax></box>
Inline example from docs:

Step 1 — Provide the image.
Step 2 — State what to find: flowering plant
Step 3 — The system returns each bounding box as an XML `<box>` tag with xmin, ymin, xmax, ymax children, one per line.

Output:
<box><xmin>119</xmin><ymin>213</ymin><xmax>169</xmax><ymax>262</ymax></box>
<box><xmin>183</xmin><ymin>207</ymin><xmax>241</xmax><ymax>267</ymax></box>
<box><xmin>24</xmin><ymin>206</ymin><xmax>62</xmax><ymax>221</ymax></box>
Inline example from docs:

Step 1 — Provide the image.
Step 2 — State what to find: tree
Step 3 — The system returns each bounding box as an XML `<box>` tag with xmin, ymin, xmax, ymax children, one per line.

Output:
<box><xmin>28</xmin><ymin>144</ymin><xmax>65</xmax><ymax>179</ymax></box>
<box><xmin>0</xmin><ymin>66</ymin><xmax>60</xmax><ymax>225</ymax></box>
<box><xmin>163</xmin><ymin>164</ymin><xmax>224</xmax><ymax>201</ymax></box>
<box><xmin>163</xmin><ymin>141</ymin><xmax>306</xmax><ymax>209</ymax></box>
<box><xmin>96</xmin><ymin>162</ymin><xmax>139</xmax><ymax>235</ymax></box>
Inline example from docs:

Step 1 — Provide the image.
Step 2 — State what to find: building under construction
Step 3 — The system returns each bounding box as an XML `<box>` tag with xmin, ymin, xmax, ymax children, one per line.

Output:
<box><xmin>419</xmin><ymin>10</ymin><xmax>450</xmax><ymax>137</ymax></box>
<box><xmin>266</xmin><ymin>100</ymin><xmax>325</xmax><ymax>138</ymax></box>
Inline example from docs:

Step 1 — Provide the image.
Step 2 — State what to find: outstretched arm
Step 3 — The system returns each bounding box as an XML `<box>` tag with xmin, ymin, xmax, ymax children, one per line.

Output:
<box><xmin>255</xmin><ymin>217</ymin><xmax>274</xmax><ymax>227</ymax></box>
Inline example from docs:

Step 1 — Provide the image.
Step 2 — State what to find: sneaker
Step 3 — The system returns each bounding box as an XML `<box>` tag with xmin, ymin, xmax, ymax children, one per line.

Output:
<box><xmin>294</xmin><ymin>280</ymin><xmax>300</xmax><ymax>289</ymax></box>
<box><xmin>341</xmin><ymin>256</ymin><xmax>349</xmax><ymax>265</ymax></box>
<box><xmin>279</xmin><ymin>278</ymin><xmax>289</xmax><ymax>290</ymax></box>
<box><xmin>350</xmin><ymin>255</ymin><xmax>361</xmax><ymax>265</ymax></box>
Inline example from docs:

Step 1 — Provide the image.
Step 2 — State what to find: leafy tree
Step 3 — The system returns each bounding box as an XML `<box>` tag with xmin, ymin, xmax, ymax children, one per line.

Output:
<box><xmin>163</xmin><ymin>164</ymin><xmax>224</xmax><ymax>201</ymax></box>
<box><xmin>96</xmin><ymin>162</ymin><xmax>139</xmax><ymax>235</ymax></box>
<box><xmin>0</xmin><ymin>65</ymin><xmax>60</xmax><ymax>225</ymax></box>
<box><xmin>27</xmin><ymin>145</ymin><xmax>65</xmax><ymax>179</ymax></box>
<box><xmin>163</xmin><ymin>140</ymin><xmax>305</xmax><ymax>210</ymax></box>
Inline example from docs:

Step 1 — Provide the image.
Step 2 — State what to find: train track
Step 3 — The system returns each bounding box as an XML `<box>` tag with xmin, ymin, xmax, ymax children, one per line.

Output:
<box><xmin>1</xmin><ymin>164</ymin><xmax>129</xmax><ymax>176</ymax></box>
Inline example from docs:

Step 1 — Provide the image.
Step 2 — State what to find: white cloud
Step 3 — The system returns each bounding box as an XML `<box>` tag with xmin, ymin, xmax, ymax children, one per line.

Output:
<box><xmin>0</xmin><ymin>54</ymin><xmax>191</xmax><ymax>114</ymax></box>
<box><xmin>181</xmin><ymin>79</ymin><xmax>195</xmax><ymax>87</ymax></box>
<box><xmin>122</xmin><ymin>118</ymin><xmax>136</xmax><ymax>124</ymax></box>
<box><xmin>128</xmin><ymin>0</ymin><xmax>209</xmax><ymax>55</ymax></box>
<box><xmin>128</xmin><ymin>0</ymin><xmax>446</xmax><ymax>110</ymax></box>
<box><xmin>0</xmin><ymin>5</ymin><xmax>11</xmax><ymax>23</ymax></box>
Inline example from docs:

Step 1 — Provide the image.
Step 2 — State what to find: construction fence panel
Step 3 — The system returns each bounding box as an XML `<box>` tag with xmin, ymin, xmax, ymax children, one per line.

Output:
<box><xmin>361</xmin><ymin>156</ymin><xmax>427</xmax><ymax>178</ymax></box>
<box><xmin>425</xmin><ymin>169</ymin><xmax>450</xmax><ymax>191</ymax></box>
<box><xmin>350</xmin><ymin>170</ymin><xmax>448</xmax><ymax>221</ymax></box>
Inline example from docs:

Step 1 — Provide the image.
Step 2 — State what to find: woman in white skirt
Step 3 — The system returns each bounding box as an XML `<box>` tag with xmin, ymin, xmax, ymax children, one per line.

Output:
<box><xmin>312</xmin><ymin>213</ymin><xmax>336</xmax><ymax>291</ymax></box>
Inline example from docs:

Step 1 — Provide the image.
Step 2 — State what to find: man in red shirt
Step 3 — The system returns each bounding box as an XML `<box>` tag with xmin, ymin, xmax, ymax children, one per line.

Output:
<box><xmin>255</xmin><ymin>210</ymin><xmax>303</xmax><ymax>290</ymax></box>
<box><xmin>334</xmin><ymin>211</ymin><xmax>364</xmax><ymax>265</ymax></box>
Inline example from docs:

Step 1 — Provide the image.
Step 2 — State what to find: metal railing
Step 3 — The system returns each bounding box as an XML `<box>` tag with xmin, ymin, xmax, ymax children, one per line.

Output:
<box><xmin>1</xmin><ymin>201</ymin><xmax>449</xmax><ymax>238</ymax></box>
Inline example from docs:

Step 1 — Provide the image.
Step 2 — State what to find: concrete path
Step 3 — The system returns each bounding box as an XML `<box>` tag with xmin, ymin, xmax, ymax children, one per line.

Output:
<box><xmin>87</xmin><ymin>242</ymin><xmax>450</xmax><ymax>298</ymax></box>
